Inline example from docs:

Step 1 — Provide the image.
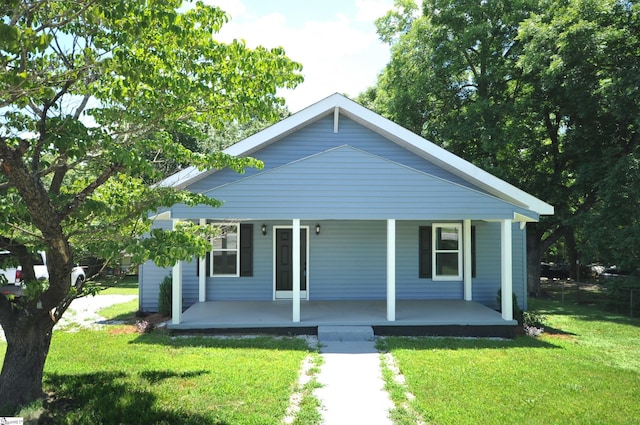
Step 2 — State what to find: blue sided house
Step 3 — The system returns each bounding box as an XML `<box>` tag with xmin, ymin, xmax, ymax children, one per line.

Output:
<box><xmin>139</xmin><ymin>94</ymin><xmax>553</xmax><ymax>337</ymax></box>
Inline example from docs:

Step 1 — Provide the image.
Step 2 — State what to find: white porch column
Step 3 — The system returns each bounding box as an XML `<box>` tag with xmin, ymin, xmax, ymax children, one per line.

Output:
<box><xmin>463</xmin><ymin>219</ymin><xmax>472</xmax><ymax>301</ymax></box>
<box><xmin>292</xmin><ymin>219</ymin><xmax>301</xmax><ymax>322</ymax></box>
<box><xmin>198</xmin><ymin>218</ymin><xmax>207</xmax><ymax>302</ymax></box>
<box><xmin>387</xmin><ymin>219</ymin><xmax>396</xmax><ymax>322</ymax></box>
<box><xmin>501</xmin><ymin>219</ymin><xmax>513</xmax><ymax>321</ymax></box>
<box><xmin>172</xmin><ymin>220</ymin><xmax>183</xmax><ymax>325</ymax></box>
<box><xmin>172</xmin><ymin>259</ymin><xmax>183</xmax><ymax>325</ymax></box>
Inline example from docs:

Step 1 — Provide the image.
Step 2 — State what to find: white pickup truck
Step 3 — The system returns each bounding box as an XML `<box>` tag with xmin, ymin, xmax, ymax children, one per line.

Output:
<box><xmin>0</xmin><ymin>250</ymin><xmax>85</xmax><ymax>296</ymax></box>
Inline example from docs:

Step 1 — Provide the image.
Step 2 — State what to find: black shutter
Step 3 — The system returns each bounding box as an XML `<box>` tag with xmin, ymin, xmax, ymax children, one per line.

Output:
<box><xmin>471</xmin><ymin>225</ymin><xmax>477</xmax><ymax>278</ymax></box>
<box><xmin>419</xmin><ymin>226</ymin><xmax>432</xmax><ymax>278</ymax></box>
<box><xmin>240</xmin><ymin>223</ymin><xmax>253</xmax><ymax>277</ymax></box>
<box><xmin>196</xmin><ymin>252</ymin><xmax>211</xmax><ymax>277</ymax></box>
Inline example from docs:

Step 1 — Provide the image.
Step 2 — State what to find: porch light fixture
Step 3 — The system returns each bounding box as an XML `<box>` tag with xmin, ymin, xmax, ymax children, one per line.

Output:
<box><xmin>315</xmin><ymin>223</ymin><xmax>321</xmax><ymax>235</ymax></box>
<box><xmin>261</xmin><ymin>224</ymin><xmax>267</xmax><ymax>236</ymax></box>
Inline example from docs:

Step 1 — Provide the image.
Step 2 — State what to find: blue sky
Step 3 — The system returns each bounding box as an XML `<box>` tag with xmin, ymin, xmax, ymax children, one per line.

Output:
<box><xmin>204</xmin><ymin>0</ymin><xmax>394</xmax><ymax>112</ymax></box>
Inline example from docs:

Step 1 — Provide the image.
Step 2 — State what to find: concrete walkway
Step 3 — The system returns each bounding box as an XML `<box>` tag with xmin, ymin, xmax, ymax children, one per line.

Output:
<box><xmin>315</xmin><ymin>340</ymin><xmax>394</xmax><ymax>425</ymax></box>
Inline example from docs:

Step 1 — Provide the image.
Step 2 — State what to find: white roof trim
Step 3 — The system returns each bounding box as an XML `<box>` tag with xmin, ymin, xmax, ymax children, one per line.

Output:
<box><xmin>158</xmin><ymin>93</ymin><xmax>554</xmax><ymax>216</ymax></box>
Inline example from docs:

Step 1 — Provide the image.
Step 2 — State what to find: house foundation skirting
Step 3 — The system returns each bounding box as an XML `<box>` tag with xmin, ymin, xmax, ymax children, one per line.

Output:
<box><xmin>167</xmin><ymin>299</ymin><xmax>517</xmax><ymax>338</ymax></box>
<box><xmin>168</xmin><ymin>325</ymin><xmax>515</xmax><ymax>339</ymax></box>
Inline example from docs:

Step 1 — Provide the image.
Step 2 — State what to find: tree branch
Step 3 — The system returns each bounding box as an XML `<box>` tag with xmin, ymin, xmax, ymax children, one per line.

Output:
<box><xmin>59</xmin><ymin>163</ymin><xmax>123</xmax><ymax>220</ymax></box>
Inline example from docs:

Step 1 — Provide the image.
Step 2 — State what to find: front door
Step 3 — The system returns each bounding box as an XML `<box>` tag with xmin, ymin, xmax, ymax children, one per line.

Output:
<box><xmin>275</xmin><ymin>228</ymin><xmax>307</xmax><ymax>299</ymax></box>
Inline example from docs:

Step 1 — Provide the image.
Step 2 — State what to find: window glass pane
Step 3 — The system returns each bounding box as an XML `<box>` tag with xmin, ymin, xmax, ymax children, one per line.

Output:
<box><xmin>212</xmin><ymin>226</ymin><xmax>238</xmax><ymax>250</ymax></box>
<box><xmin>436</xmin><ymin>227</ymin><xmax>459</xmax><ymax>250</ymax></box>
<box><xmin>436</xmin><ymin>253</ymin><xmax>459</xmax><ymax>276</ymax></box>
<box><xmin>213</xmin><ymin>252</ymin><xmax>237</xmax><ymax>275</ymax></box>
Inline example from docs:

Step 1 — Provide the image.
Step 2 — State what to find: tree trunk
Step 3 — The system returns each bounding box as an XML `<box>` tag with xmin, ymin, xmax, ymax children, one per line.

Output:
<box><xmin>527</xmin><ymin>227</ymin><xmax>544</xmax><ymax>297</ymax></box>
<box><xmin>527</xmin><ymin>222</ymin><xmax>565</xmax><ymax>298</ymax></box>
<box><xmin>0</xmin><ymin>311</ymin><xmax>54</xmax><ymax>413</ymax></box>
<box><xmin>565</xmin><ymin>228</ymin><xmax>578</xmax><ymax>280</ymax></box>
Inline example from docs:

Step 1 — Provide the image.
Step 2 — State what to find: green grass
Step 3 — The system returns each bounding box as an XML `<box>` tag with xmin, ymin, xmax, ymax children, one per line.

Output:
<box><xmin>0</xmin><ymin>292</ymin><xmax>317</xmax><ymax>425</ymax></box>
<box><xmin>93</xmin><ymin>275</ymin><xmax>139</xmax><ymax>296</ymax></box>
<box><xmin>379</xmin><ymin>298</ymin><xmax>640</xmax><ymax>425</ymax></box>
<box><xmin>1</xmin><ymin>332</ymin><xmax>314</xmax><ymax>425</ymax></box>
<box><xmin>6</xmin><ymin>285</ymin><xmax>639</xmax><ymax>424</ymax></box>
<box><xmin>97</xmin><ymin>298</ymin><xmax>139</xmax><ymax>323</ymax></box>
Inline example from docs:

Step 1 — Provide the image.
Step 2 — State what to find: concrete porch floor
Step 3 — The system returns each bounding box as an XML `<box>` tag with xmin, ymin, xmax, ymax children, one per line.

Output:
<box><xmin>169</xmin><ymin>300</ymin><xmax>516</xmax><ymax>337</ymax></box>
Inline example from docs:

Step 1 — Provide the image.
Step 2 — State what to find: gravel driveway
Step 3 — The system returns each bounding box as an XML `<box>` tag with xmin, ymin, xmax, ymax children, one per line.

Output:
<box><xmin>56</xmin><ymin>294</ymin><xmax>138</xmax><ymax>329</ymax></box>
<box><xmin>0</xmin><ymin>294</ymin><xmax>138</xmax><ymax>341</ymax></box>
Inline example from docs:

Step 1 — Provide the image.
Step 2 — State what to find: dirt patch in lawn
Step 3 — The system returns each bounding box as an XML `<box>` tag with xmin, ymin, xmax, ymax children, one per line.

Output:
<box><xmin>109</xmin><ymin>312</ymin><xmax>171</xmax><ymax>334</ymax></box>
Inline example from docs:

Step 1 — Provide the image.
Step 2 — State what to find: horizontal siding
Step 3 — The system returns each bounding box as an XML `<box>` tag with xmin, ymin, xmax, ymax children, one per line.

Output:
<box><xmin>206</xmin><ymin>222</ymin><xmax>273</xmax><ymax>300</ymax></box>
<box><xmin>139</xmin><ymin>259</ymin><xmax>171</xmax><ymax>312</ymax></box>
<box><xmin>469</xmin><ymin>222</ymin><xmax>526</xmax><ymax>310</ymax></box>
<box><xmin>310</xmin><ymin>221</ymin><xmax>387</xmax><ymax>300</ymax></box>
<box><xmin>139</xmin><ymin>220</ymin><xmax>173</xmax><ymax>312</ymax></box>
<box><xmin>187</xmin><ymin>115</ymin><xmax>474</xmax><ymax>193</ymax></box>
<box><xmin>140</xmin><ymin>219</ymin><xmax>526</xmax><ymax>310</ymax></box>
<box><xmin>395</xmin><ymin>221</ymin><xmax>464</xmax><ymax>300</ymax></box>
<box><xmin>172</xmin><ymin>146</ymin><xmax>530</xmax><ymax>221</ymax></box>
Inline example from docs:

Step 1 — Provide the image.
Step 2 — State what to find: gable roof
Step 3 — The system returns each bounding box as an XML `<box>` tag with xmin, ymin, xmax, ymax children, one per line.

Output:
<box><xmin>161</xmin><ymin>93</ymin><xmax>553</xmax><ymax>216</ymax></box>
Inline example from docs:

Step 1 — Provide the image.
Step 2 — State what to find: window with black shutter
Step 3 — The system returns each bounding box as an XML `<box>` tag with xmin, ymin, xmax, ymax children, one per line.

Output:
<box><xmin>419</xmin><ymin>224</ymin><xmax>476</xmax><ymax>279</ymax></box>
<box><xmin>196</xmin><ymin>223</ymin><xmax>253</xmax><ymax>277</ymax></box>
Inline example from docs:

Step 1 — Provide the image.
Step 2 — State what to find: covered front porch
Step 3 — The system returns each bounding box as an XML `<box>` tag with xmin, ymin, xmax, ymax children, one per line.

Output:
<box><xmin>170</xmin><ymin>219</ymin><xmax>520</xmax><ymax>330</ymax></box>
<box><xmin>168</xmin><ymin>299</ymin><xmax>517</xmax><ymax>338</ymax></box>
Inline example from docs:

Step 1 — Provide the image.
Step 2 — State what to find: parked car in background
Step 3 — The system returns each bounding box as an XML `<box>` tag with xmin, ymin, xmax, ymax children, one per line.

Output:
<box><xmin>0</xmin><ymin>250</ymin><xmax>85</xmax><ymax>297</ymax></box>
<box><xmin>540</xmin><ymin>263</ymin><xmax>570</xmax><ymax>280</ymax></box>
<box><xmin>601</xmin><ymin>266</ymin><xmax>634</xmax><ymax>280</ymax></box>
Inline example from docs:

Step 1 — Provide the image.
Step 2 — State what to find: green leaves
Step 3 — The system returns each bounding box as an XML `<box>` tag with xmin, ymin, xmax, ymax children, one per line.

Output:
<box><xmin>1</xmin><ymin>0</ymin><xmax>301</xmax><ymax>296</ymax></box>
<box><xmin>366</xmin><ymin>0</ymin><xmax>640</xmax><ymax>279</ymax></box>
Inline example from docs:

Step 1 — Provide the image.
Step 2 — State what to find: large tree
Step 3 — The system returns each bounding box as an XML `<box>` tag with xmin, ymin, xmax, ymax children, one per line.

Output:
<box><xmin>0</xmin><ymin>0</ymin><xmax>302</xmax><ymax>410</ymax></box>
<box><xmin>365</xmin><ymin>0</ymin><xmax>640</xmax><ymax>292</ymax></box>
<box><xmin>517</xmin><ymin>0</ymin><xmax>640</xmax><ymax>272</ymax></box>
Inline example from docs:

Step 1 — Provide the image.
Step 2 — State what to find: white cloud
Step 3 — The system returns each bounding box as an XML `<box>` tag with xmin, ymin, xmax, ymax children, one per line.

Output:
<box><xmin>205</xmin><ymin>1</ymin><xmax>392</xmax><ymax>112</ymax></box>
<box><xmin>355</xmin><ymin>0</ymin><xmax>394</xmax><ymax>22</ymax></box>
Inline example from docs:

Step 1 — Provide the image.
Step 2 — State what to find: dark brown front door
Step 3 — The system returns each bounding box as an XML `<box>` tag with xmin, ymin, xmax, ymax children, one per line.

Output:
<box><xmin>275</xmin><ymin>228</ymin><xmax>307</xmax><ymax>296</ymax></box>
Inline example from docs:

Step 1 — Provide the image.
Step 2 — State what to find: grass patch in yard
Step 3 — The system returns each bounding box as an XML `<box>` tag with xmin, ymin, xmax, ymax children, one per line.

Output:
<box><xmin>1</xmin><ymin>331</ymin><xmax>314</xmax><ymax>424</ymax></box>
<box><xmin>98</xmin><ymin>298</ymin><xmax>140</xmax><ymax>324</ymax></box>
<box><xmin>380</xmin><ymin>299</ymin><xmax>640</xmax><ymax>425</ymax></box>
<box><xmin>93</xmin><ymin>275</ymin><xmax>139</xmax><ymax>296</ymax></box>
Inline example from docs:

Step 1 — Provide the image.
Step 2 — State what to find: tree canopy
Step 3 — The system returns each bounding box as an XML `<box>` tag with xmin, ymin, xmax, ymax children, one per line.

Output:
<box><xmin>363</xmin><ymin>0</ymin><xmax>640</xmax><ymax>287</ymax></box>
<box><xmin>0</xmin><ymin>0</ymin><xmax>302</xmax><ymax>410</ymax></box>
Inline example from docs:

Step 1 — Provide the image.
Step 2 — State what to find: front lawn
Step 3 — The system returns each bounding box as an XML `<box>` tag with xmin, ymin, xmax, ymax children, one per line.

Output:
<box><xmin>0</xmin><ymin>322</ymin><xmax>314</xmax><ymax>424</ymax></box>
<box><xmin>93</xmin><ymin>275</ymin><xmax>139</xmax><ymax>296</ymax></box>
<box><xmin>39</xmin><ymin>332</ymin><xmax>311</xmax><ymax>424</ymax></box>
<box><xmin>380</xmin><ymin>298</ymin><xmax>640</xmax><ymax>425</ymax></box>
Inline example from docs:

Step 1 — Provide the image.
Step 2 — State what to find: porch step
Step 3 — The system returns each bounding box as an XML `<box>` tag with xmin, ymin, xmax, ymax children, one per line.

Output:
<box><xmin>317</xmin><ymin>325</ymin><xmax>375</xmax><ymax>341</ymax></box>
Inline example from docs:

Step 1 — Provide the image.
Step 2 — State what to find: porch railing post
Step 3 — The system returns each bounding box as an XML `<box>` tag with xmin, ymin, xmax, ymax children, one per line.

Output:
<box><xmin>172</xmin><ymin>220</ymin><xmax>183</xmax><ymax>325</ymax></box>
<box><xmin>387</xmin><ymin>219</ymin><xmax>396</xmax><ymax>321</ymax></box>
<box><xmin>199</xmin><ymin>218</ymin><xmax>207</xmax><ymax>302</ymax></box>
<box><xmin>292</xmin><ymin>219</ymin><xmax>301</xmax><ymax>322</ymax></box>
<box><xmin>171</xmin><ymin>260</ymin><xmax>183</xmax><ymax>325</ymax></box>
<box><xmin>501</xmin><ymin>219</ymin><xmax>513</xmax><ymax>321</ymax></box>
<box><xmin>464</xmin><ymin>219</ymin><xmax>472</xmax><ymax>301</ymax></box>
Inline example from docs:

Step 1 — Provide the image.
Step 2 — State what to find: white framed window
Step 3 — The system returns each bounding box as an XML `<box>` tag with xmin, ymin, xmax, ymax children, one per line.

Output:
<box><xmin>210</xmin><ymin>223</ymin><xmax>239</xmax><ymax>277</ymax></box>
<box><xmin>432</xmin><ymin>223</ymin><xmax>463</xmax><ymax>281</ymax></box>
